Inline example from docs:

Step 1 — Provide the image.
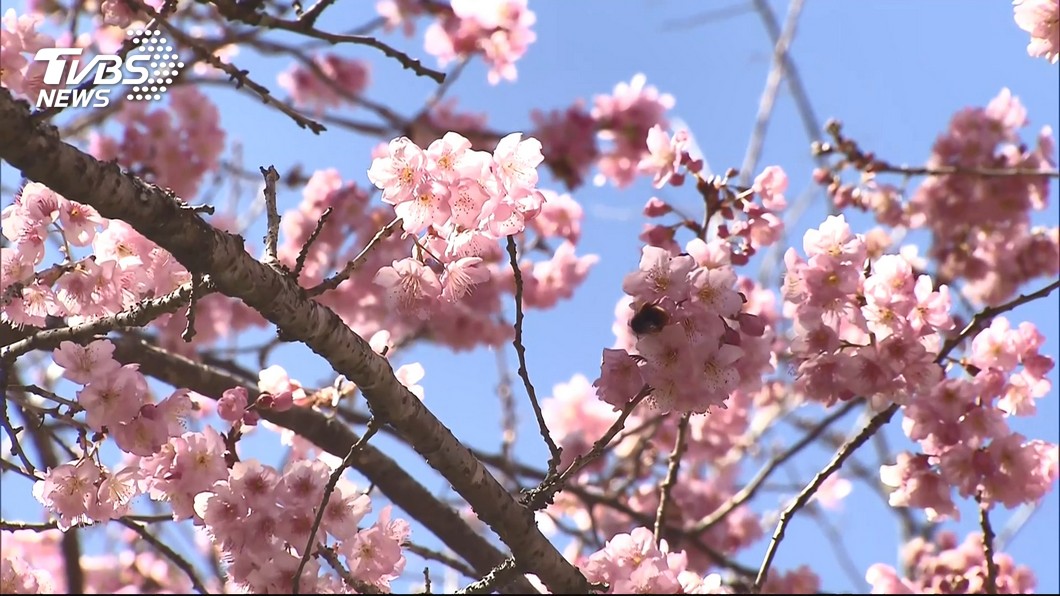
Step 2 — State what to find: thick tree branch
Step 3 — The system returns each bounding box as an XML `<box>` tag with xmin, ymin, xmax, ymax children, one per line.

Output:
<box><xmin>108</xmin><ymin>335</ymin><xmax>540</xmax><ymax>594</ymax></box>
<box><xmin>0</xmin><ymin>88</ymin><xmax>583</xmax><ymax>594</ymax></box>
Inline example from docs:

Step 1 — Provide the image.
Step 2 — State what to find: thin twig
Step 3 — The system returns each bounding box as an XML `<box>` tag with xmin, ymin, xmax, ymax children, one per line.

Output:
<box><xmin>739</xmin><ymin>0</ymin><xmax>807</xmax><ymax>186</ymax></box>
<box><xmin>181</xmin><ymin>273</ymin><xmax>204</xmax><ymax>342</ymax></box>
<box><xmin>261</xmin><ymin>165</ymin><xmax>282</xmax><ymax>264</ymax></box>
<box><xmin>0</xmin><ymin>513</ymin><xmax>174</xmax><ymax>532</ymax></box>
<box><xmin>293</xmin><ymin>418</ymin><xmax>382</xmax><ymax>594</ymax></box>
<box><xmin>876</xmin><ymin>162</ymin><xmax>1060</xmax><ymax>179</ymax></box>
<box><xmin>309</xmin><ymin>218</ymin><xmax>403</xmax><ymax>296</ymax></box>
<box><xmin>995</xmin><ymin>502</ymin><xmax>1039</xmax><ymax>551</ymax></box>
<box><xmin>653</xmin><ymin>413</ymin><xmax>689</xmax><ymax>545</ymax></box>
<box><xmin>522</xmin><ymin>388</ymin><xmax>649</xmax><ymax>511</ymax></box>
<box><xmin>0</xmin><ymin>369</ymin><xmax>36</xmax><ymax>475</ymax></box>
<box><xmin>505</xmin><ymin>235</ymin><xmax>563</xmax><ymax>474</ymax></box>
<box><xmin>661</xmin><ymin>1</ymin><xmax>754</xmax><ymax>30</ymax></box>
<box><xmin>294</xmin><ymin>207</ymin><xmax>333</xmax><ymax>278</ymax></box>
<box><xmin>818</xmin><ymin>124</ymin><xmax>1060</xmax><ymax>179</ymax></box>
<box><xmin>1</xmin><ymin>278</ymin><xmax>211</xmax><ymax>361</ymax></box>
<box><xmin>298</xmin><ymin>0</ymin><xmax>340</xmax><ymax>28</ymax></box>
<box><xmin>210</xmin><ymin>0</ymin><xmax>445</xmax><ymax>83</ymax></box>
<box><xmin>144</xmin><ymin>5</ymin><xmax>327</xmax><ymax>134</ymax></box>
<box><xmin>693</xmin><ymin>400</ymin><xmax>858</xmax><ymax>533</ymax></box>
<box><xmin>750</xmin><ymin>0</ymin><xmax>824</xmax><ymax>162</ymax></box>
<box><xmin>403</xmin><ymin>542</ymin><xmax>478</xmax><ymax>580</ymax></box>
<box><xmin>939</xmin><ymin>279</ymin><xmax>1060</xmax><ymax>358</ymax></box>
<box><xmin>977</xmin><ymin>493</ymin><xmax>999</xmax><ymax>595</ymax></box>
<box><xmin>118</xmin><ymin>518</ymin><xmax>209</xmax><ymax>594</ymax></box>
<box><xmin>494</xmin><ymin>347</ymin><xmax>519</xmax><ymax>488</ymax></box>
<box><xmin>754</xmin><ymin>402</ymin><xmax>899</xmax><ymax>592</ymax></box>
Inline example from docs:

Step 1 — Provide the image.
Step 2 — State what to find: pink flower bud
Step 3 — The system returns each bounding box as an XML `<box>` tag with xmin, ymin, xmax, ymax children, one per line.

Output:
<box><xmin>643</xmin><ymin>197</ymin><xmax>672</xmax><ymax>217</ymax></box>
<box><xmin>242</xmin><ymin>410</ymin><xmax>260</xmax><ymax>426</ymax></box>
<box><xmin>269</xmin><ymin>390</ymin><xmax>294</xmax><ymax>412</ymax></box>
<box><xmin>218</xmin><ymin>387</ymin><xmax>248</xmax><ymax>423</ymax></box>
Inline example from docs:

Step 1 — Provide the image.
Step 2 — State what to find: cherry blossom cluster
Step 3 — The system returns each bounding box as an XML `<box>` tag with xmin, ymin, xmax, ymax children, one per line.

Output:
<box><xmin>867</xmin><ymin>531</ymin><xmax>1037</xmax><ymax>593</ymax></box>
<box><xmin>2</xmin><ymin>528</ymin><xmax>206</xmax><ymax>593</ymax></box>
<box><xmin>34</xmin><ymin>339</ymin><xmax>413</xmax><ymax>593</ymax></box>
<box><xmin>819</xmin><ymin>89</ymin><xmax>1058</xmax><ymax>306</ymax></box>
<box><xmin>577</xmin><ymin>527</ymin><xmax>820</xmax><ymax>594</ymax></box>
<box><xmin>277</xmin><ymin>53</ymin><xmax>371</xmax><ymax>114</ymax></box>
<box><xmin>423</xmin><ymin>0</ymin><xmax>536</xmax><ymax>85</ymax></box>
<box><xmin>1013</xmin><ymin>0</ymin><xmax>1059</xmax><ymax>63</ymax></box>
<box><xmin>0</xmin><ymin>9</ymin><xmax>56</xmax><ymax>100</ymax></box>
<box><xmin>279</xmin><ymin>137</ymin><xmax>594</xmax><ymax>351</ymax></box>
<box><xmin>590</xmin><ymin>74</ymin><xmax>676</xmax><ymax>188</ymax></box>
<box><xmin>404</xmin><ymin>97</ymin><xmax>490</xmax><ymax>149</ymax></box>
<box><xmin>89</xmin><ymin>87</ymin><xmax>226</xmax><ymax>199</ymax></box>
<box><xmin>782</xmin><ymin>215</ymin><xmax>955</xmax><ymax>408</ymax></box>
<box><xmin>528</xmin><ymin>74</ymin><xmax>677</xmax><ymax>190</ymax></box>
<box><xmin>530</xmin><ymin>100</ymin><xmax>600</xmax><ymax>189</ymax></box>
<box><xmin>592</xmin><ymin>235</ymin><xmax>776</xmax><ymax>414</ymax></box>
<box><xmin>364</xmin><ymin>132</ymin><xmax>595</xmax><ymax>330</ymax></box>
<box><xmin>641</xmin><ymin>166</ymin><xmax>789</xmax><ymax>266</ymax></box>
<box><xmin>881</xmin><ymin>317</ymin><xmax>1058</xmax><ymax>519</ymax></box>
<box><xmin>579</xmin><ymin>527</ymin><xmax>729</xmax><ymax>593</ymax></box>
<box><xmin>1</xmin><ymin>181</ymin><xmax>263</xmax><ymax>352</ymax></box>
<box><xmin>99</xmin><ymin>0</ymin><xmax>165</xmax><ymax>27</ymax></box>
<box><xmin>193</xmin><ymin>459</ymin><xmax>411</xmax><ymax>593</ymax></box>
<box><xmin>907</xmin><ymin>89</ymin><xmax>1056</xmax><ymax>305</ymax></box>
<box><xmin>376</xmin><ymin>0</ymin><xmax>424</xmax><ymax>36</ymax></box>
<box><xmin>1</xmin><ymin>183</ymin><xmax>169</xmax><ymax>327</ymax></box>
<box><xmin>604</xmin><ymin>287</ymin><xmax>779</xmax><ymax>463</ymax></box>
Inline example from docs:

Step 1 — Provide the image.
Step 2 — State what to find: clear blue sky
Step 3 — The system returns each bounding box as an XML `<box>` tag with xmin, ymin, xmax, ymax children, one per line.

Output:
<box><xmin>2</xmin><ymin>1</ymin><xmax>1058</xmax><ymax>593</ymax></box>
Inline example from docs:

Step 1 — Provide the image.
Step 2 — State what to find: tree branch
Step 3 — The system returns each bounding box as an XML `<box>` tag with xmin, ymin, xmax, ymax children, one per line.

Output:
<box><xmin>0</xmin><ymin>87</ymin><xmax>585</xmax><ymax>594</ymax></box>
<box><xmin>505</xmin><ymin>235</ymin><xmax>562</xmax><ymax>474</ymax></box>
<box><xmin>107</xmin><ymin>335</ymin><xmax>540</xmax><ymax>594</ymax></box>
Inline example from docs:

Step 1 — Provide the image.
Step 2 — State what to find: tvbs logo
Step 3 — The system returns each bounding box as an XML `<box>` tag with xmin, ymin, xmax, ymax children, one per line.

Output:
<box><xmin>33</xmin><ymin>28</ymin><xmax>184</xmax><ymax>109</ymax></box>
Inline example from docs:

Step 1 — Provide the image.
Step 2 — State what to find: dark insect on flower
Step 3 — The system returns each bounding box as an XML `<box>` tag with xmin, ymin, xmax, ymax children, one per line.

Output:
<box><xmin>629</xmin><ymin>301</ymin><xmax>670</xmax><ymax>336</ymax></box>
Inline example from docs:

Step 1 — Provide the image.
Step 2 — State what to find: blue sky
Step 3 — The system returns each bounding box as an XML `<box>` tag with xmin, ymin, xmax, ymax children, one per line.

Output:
<box><xmin>2</xmin><ymin>0</ymin><xmax>1059</xmax><ymax>593</ymax></box>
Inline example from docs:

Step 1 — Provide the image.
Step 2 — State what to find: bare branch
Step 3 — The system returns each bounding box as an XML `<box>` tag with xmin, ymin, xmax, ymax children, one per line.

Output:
<box><xmin>739</xmin><ymin>0</ymin><xmax>807</xmax><ymax>186</ymax></box>
<box><xmin>403</xmin><ymin>542</ymin><xmax>479</xmax><ymax>580</ymax></box>
<box><xmin>294</xmin><ymin>207</ymin><xmax>333</xmax><ymax>278</ymax></box>
<box><xmin>146</xmin><ymin>6</ymin><xmax>327</xmax><ymax>134</ymax></box>
<box><xmin>977</xmin><ymin>493</ymin><xmax>999</xmax><ymax>595</ymax></box>
<box><xmin>505</xmin><ymin>235</ymin><xmax>563</xmax><ymax>474</ymax></box>
<box><xmin>523</xmin><ymin>388</ymin><xmax>649</xmax><ymax>511</ymax></box>
<box><xmin>754</xmin><ymin>402</ymin><xmax>899</xmax><ymax>592</ymax></box>
<box><xmin>209</xmin><ymin>0</ymin><xmax>446</xmax><ymax>83</ymax></box>
<box><xmin>693</xmin><ymin>400</ymin><xmax>859</xmax><ymax>533</ymax></box>
<box><xmin>654</xmin><ymin>413</ymin><xmax>689</xmax><ymax>545</ymax></box>
<box><xmin>309</xmin><ymin>217</ymin><xmax>404</xmax><ymax>296</ymax></box>
<box><xmin>118</xmin><ymin>517</ymin><xmax>209</xmax><ymax>594</ymax></box>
